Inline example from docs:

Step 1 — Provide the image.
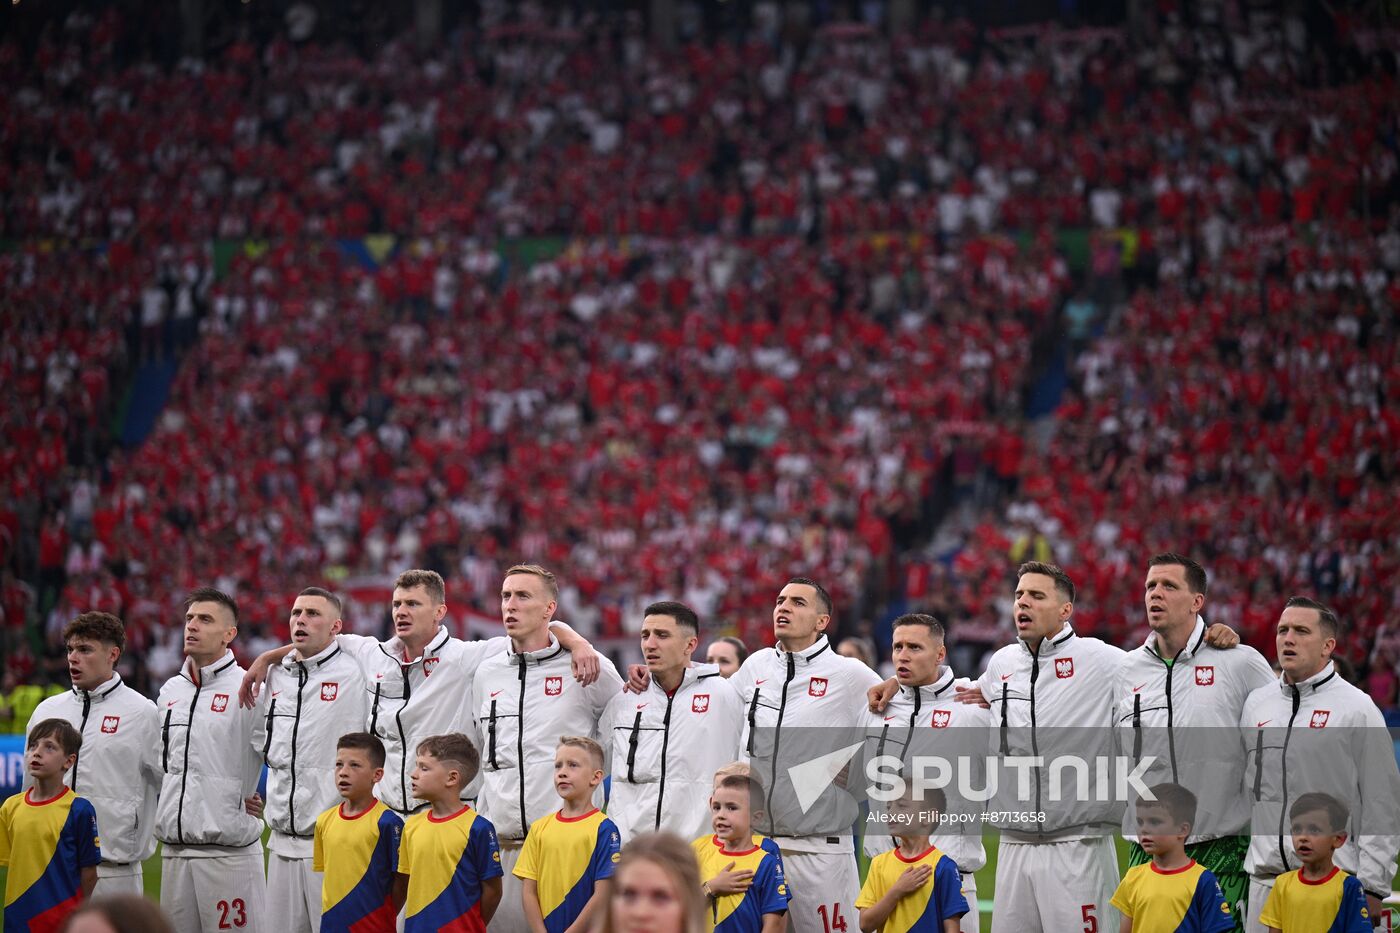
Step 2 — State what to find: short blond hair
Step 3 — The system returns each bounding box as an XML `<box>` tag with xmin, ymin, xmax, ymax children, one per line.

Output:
<box><xmin>504</xmin><ymin>564</ymin><xmax>559</xmax><ymax>600</ymax></box>
<box><xmin>715</xmin><ymin>761</ymin><xmax>751</xmax><ymax>782</ymax></box>
<box><xmin>557</xmin><ymin>735</ymin><xmax>605</xmax><ymax>771</ymax></box>
<box><xmin>395</xmin><ymin>569</ymin><xmax>446</xmax><ymax>605</ymax></box>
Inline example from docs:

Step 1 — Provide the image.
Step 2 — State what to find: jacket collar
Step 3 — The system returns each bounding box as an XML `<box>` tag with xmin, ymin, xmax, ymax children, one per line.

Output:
<box><xmin>1018</xmin><ymin>623</ymin><xmax>1076</xmax><ymax>658</ymax></box>
<box><xmin>70</xmin><ymin>673</ymin><xmax>123</xmax><ymax>703</ymax></box>
<box><xmin>382</xmin><ymin>625</ymin><xmax>452</xmax><ymax>666</ymax></box>
<box><xmin>774</xmin><ymin>634</ymin><xmax>831</xmax><ymax>665</ymax></box>
<box><xmin>899</xmin><ymin>666</ymin><xmax>957</xmax><ymax>702</ymax></box>
<box><xmin>1144</xmin><ymin>616</ymin><xmax>1208</xmax><ymax>663</ymax></box>
<box><xmin>506</xmin><ymin>632</ymin><xmax>565</xmax><ymax>664</ymax></box>
<box><xmin>650</xmin><ymin>662</ymin><xmax>722</xmax><ymax>697</ymax></box>
<box><xmin>1278</xmin><ymin>661</ymin><xmax>1337</xmax><ymax>697</ymax></box>
<box><xmin>182</xmin><ymin>650</ymin><xmax>238</xmax><ymax>685</ymax></box>
<box><xmin>284</xmin><ymin>639</ymin><xmax>343</xmax><ymax>671</ymax></box>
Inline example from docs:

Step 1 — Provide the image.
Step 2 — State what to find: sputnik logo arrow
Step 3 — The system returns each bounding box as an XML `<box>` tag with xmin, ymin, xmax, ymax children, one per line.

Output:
<box><xmin>786</xmin><ymin>741</ymin><xmax>864</xmax><ymax>814</ymax></box>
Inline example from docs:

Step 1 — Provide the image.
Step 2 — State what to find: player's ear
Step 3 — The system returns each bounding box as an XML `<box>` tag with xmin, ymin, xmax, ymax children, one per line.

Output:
<box><xmin>64</xmin><ymin>752</ymin><xmax>78</xmax><ymax>770</ymax></box>
<box><xmin>373</xmin><ymin>768</ymin><xmax>384</xmax><ymax>783</ymax></box>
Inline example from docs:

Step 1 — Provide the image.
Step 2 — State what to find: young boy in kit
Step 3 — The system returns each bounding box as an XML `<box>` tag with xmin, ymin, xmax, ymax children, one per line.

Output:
<box><xmin>856</xmin><ymin>786</ymin><xmax>968</xmax><ymax>933</ymax></box>
<box><xmin>692</xmin><ymin>772</ymin><xmax>792</xmax><ymax>933</ymax></box>
<box><xmin>314</xmin><ymin>733</ymin><xmax>405</xmax><ymax>933</ymax></box>
<box><xmin>1111</xmin><ymin>784</ymin><xmax>1235</xmax><ymax>933</ymax></box>
<box><xmin>1259</xmin><ymin>793</ymin><xmax>1371</xmax><ymax>933</ymax></box>
<box><xmin>515</xmin><ymin>737</ymin><xmax>622</xmax><ymax>933</ymax></box>
<box><xmin>0</xmin><ymin>719</ymin><xmax>101</xmax><ymax>933</ymax></box>
<box><xmin>398</xmin><ymin>733</ymin><xmax>503</xmax><ymax>933</ymax></box>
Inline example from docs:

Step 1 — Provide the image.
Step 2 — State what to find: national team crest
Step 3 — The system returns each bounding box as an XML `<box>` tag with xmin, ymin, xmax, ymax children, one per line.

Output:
<box><xmin>692</xmin><ymin>694</ymin><xmax>710</xmax><ymax>713</ymax></box>
<box><xmin>211</xmin><ymin>694</ymin><xmax>229</xmax><ymax>712</ymax></box>
<box><xmin>1195</xmin><ymin>666</ymin><xmax>1215</xmax><ymax>686</ymax></box>
<box><xmin>101</xmin><ymin>716</ymin><xmax>120</xmax><ymax>734</ymax></box>
<box><xmin>1310</xmin><ymin>710</ymin><xmax>1330</xmax><ymax>729</ymax></box>
<box><xmin>321</xmin><ymin>683</ymin><xmax>338</xmax><ymax>701</ymax></box>
<box><xmin>545</xmin><ymin>676</ymin><xmax>563</xmax><ymax>696</ymax></box>
<box><xmin>931</xmin><ymin>710</ymin><xmax>951</xmax><ymax>728</ymax></box>
<box><xmin>808</xmin><ymin>677</ymin><xmax>828</xmax><ymax>697</ymax></box>
<box><xmin>1055</xmin><ymin>658</ymin><xmax>1074</xmax><ymax>679</ymax></box>
<box><xmin>422</xmin><ymin>657</ymin><xmax>440</xmax><ymax>676</ymax></box>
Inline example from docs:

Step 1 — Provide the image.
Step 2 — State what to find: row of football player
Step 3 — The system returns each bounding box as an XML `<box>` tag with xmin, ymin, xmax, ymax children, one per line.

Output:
<box><xmin>10</xmin><ymin>555</ymin><xmax>1400</xmax><ymax>933</ymax></box>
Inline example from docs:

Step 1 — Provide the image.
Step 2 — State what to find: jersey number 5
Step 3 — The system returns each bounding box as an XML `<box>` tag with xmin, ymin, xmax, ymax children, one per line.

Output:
<box><xmin>1080</xmin><ymin>904</ymin><xmax>1097</xmax><ymax>933</ymax></box>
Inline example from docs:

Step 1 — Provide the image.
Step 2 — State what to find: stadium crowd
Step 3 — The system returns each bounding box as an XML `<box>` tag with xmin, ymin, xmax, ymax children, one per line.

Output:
<box><xmin>1</xmin><ymin>0</ymin><xmax>1397</xmax><ymax>718</ymax></box>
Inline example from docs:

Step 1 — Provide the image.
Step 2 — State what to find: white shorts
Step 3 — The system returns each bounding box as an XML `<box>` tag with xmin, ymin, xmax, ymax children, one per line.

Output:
<box><xmin>490</xmin><ymin>840</ymin><xmax>527</xmax><ymax>933</ymax></box>
<box><xmin>989</xmin><ymin>837</ymin><xmax>1119</xmax><ymax>933</ymax></box>
<box><xmin>94</xmin><ymin>861</ymin><xmax>144</xmax><ymax>897</ymax></box>
<box><xmin>267</xmin><ymin>853</ymin><xmax>322</xmax><ymax>933</ymax></box>
<box><xmin>1244</xmin><ymin>876</ymin><xmax>1275</xmax><ymax>933</ymax></box>
<box><xmin>777</xmin><ymin>842</ymin><xmax>861</xmax><ymax>933</ymax></box>
<box><xmin>161</xmin><ymin>850</ymin><xmax>268</xmax><ymax>933</ymax></box>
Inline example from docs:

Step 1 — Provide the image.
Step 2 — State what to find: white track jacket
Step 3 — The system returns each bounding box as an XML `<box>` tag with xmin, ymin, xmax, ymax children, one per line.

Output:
<box><xmin>338</xmin><ymin>627</ymin><xmax>505</xmax><ymax>813</ymax></box>
<box><xmin>155</xmin><ymin>652</ymin><xmax>264</xmax><ymax>854</ymax></box>
<box><xmin>860</xmin><ymin>666</ymin><xmax>991</xmax><ymax>872</ymax></box>
<box><xmin>1112</xmin><ymin>616</ymin><xmax>1275</xmax><ymax>842</ymax></box>
<box><xmin>1241</xmin><ymin>662</ymin><xmax>1400</xmax><ymax>898</ymax></box>
<box><xmin>26</xmin><ymin>674</ymin><xmax>162</xmax><ymax>865</ymax></box>
<box><xmin>978</xmin><ymin>623</ymin><xmax>1126</xmax><ymax>839</ymax></box>
<box><xmin>468</xmin><ymin>634</ymin><xmax>623</xmax><ymax>841</ymax></box>
<box><xmin>599</xmin><ymin>663</ymin><xmax>742</xmax><ymax>842</ymax></box>
<box><xmin>731</xmin><ymin>635</ymin><xmax>883</xmax><ymax>850</ymax></box>
<box><xmin>253</xmin><ymin>639</ymin><xmax>370</xmax><ymax>857</ymax></box>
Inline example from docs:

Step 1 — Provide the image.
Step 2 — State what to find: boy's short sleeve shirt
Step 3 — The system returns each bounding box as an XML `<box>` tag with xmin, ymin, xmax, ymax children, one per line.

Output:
<box><xmin>514</xmin><ymin>809</ymin><xmax>622</xmax><ymax>933</ymax></box>
<box><xmin>314</xmin><ymin>800</ymin><xmax>404</xmax><ymax>933</ymax></box>
<box><xmin>856</xmin><ymin>845</ymin><xmax>968</xmax><ymax>933</ymax></box>
<box><xmin>1110</xmin><ymin>861</ymin><xmax>1234</xmax><ymax>933</ymax></box>
<box><xmin>0</xmin><ymin>788</ymin><xmax>102</xmax><ymax>933</ymax></box>
<box><xmin>1257</xmin><ymin>867</ymin><xmax>1371</xmax><ymax>933</ymax></box>
<box><xmin>400</xmin><ymin>805</ymin><xmax>503</xmax><ymax>933</ymax></box>
<box><xmin>692</xmin><ymin>834</ymin><xmax>792</xmax><ymax>933</ymax></box>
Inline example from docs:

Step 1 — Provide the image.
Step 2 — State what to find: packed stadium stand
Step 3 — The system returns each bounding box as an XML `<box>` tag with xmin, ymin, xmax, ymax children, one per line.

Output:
<box><xmin>1</xmin><ymin>0</ymin><xmax>1396</xmax><ymax>715</ymax></box>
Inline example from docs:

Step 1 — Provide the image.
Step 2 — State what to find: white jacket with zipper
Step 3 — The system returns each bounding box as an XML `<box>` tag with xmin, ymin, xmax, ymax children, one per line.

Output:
<box><xmin>338</xmin><ymin>627</ymin><xmax>505</xmax><ymax>813</ymax></box>
<box><xmin>155</xmin><ymin>652</ymin><xmax>265</xmax><ymax>855</ymax></box>
<box><xmin>253</xmin><ymin>639</ymin><xmax>370</xmax><ymax>857</ymax></box>
<box><xmin>860</xmin><ymin>666</ymin><xmax>991</xmax><ymax>872</ymax></box>
<box><xmin>26</xmin><ymin>674</ymin><xmax>162</xmax><ymax>866</ymax></box>
<box><xmin>599</xmin><ymin>663</ymin><xmax>742</xmax><ymax>843</ymax></box>
<box><xmin>731</xmin><ymin>634</ymin><xmax>883</xmax><ymax>850</ymax></box>
<box><xmin>977</xmin><ymin>623</ymin><xmax>1126</xmax><ymax>839</ymax></box>
<box><xmin>1240</xmin><ymin>662</ymin><xmax>1400</xmax><ymax>899</ymax></box>
<box><xmin>468</xmin><ymin>633</ymin><xmax>623</xmax><ymax>841</ymax></box>
<box><xmin>1112</xmin><ymin>616</ymin><xmax>1275</xmax><ymax>842</ymax></box>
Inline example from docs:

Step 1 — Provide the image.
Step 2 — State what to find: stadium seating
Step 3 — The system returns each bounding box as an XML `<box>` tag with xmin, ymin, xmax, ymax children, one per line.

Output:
<box><xmin>1</xmin><ymin>2</ymin><xmax>1395</xmax><ymax>710</ymax></box>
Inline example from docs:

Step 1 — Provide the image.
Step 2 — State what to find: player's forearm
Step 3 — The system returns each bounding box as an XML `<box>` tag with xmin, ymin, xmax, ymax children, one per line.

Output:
<box><xmin>480</xmin><ymin>877</ymin><xmax>503</xmax><ymax>925</ymax></box>
<box><xmin>859</xmin><ymin>893</ymin><xmax>901</xmax><ymax>933</ymax></box>
<box><xmin>761</xmin><ymin>912</ymin><xmax>786</xmax><ymax>933</ymax></box>
<box><xmin>522</xmin><ymin>879</ymin><xmax>547</xmax><ymax>933</ymax></box>
<box><xmin>1118</xmin><ymin>916</ymin><xmax>1133</xmax><ymax>933</ymax></box>
<box><xmin>80</xmin><ymin>865</ymin><xmax>97</xmax><ymax>898</ymax></box>
<box><xmin>942</xmin><ymin>920</ymin><xmax>960</xmax><ymax>933</ymax></box>
<box><xmin>392</xmin><ymin>874</ymin><xmax>408</xmax><ymax>912</ymax></box>
<box><xmin>549</xmin><ymin>619</ymin><xmax>585</xmax><ymax>650</ymax></box>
